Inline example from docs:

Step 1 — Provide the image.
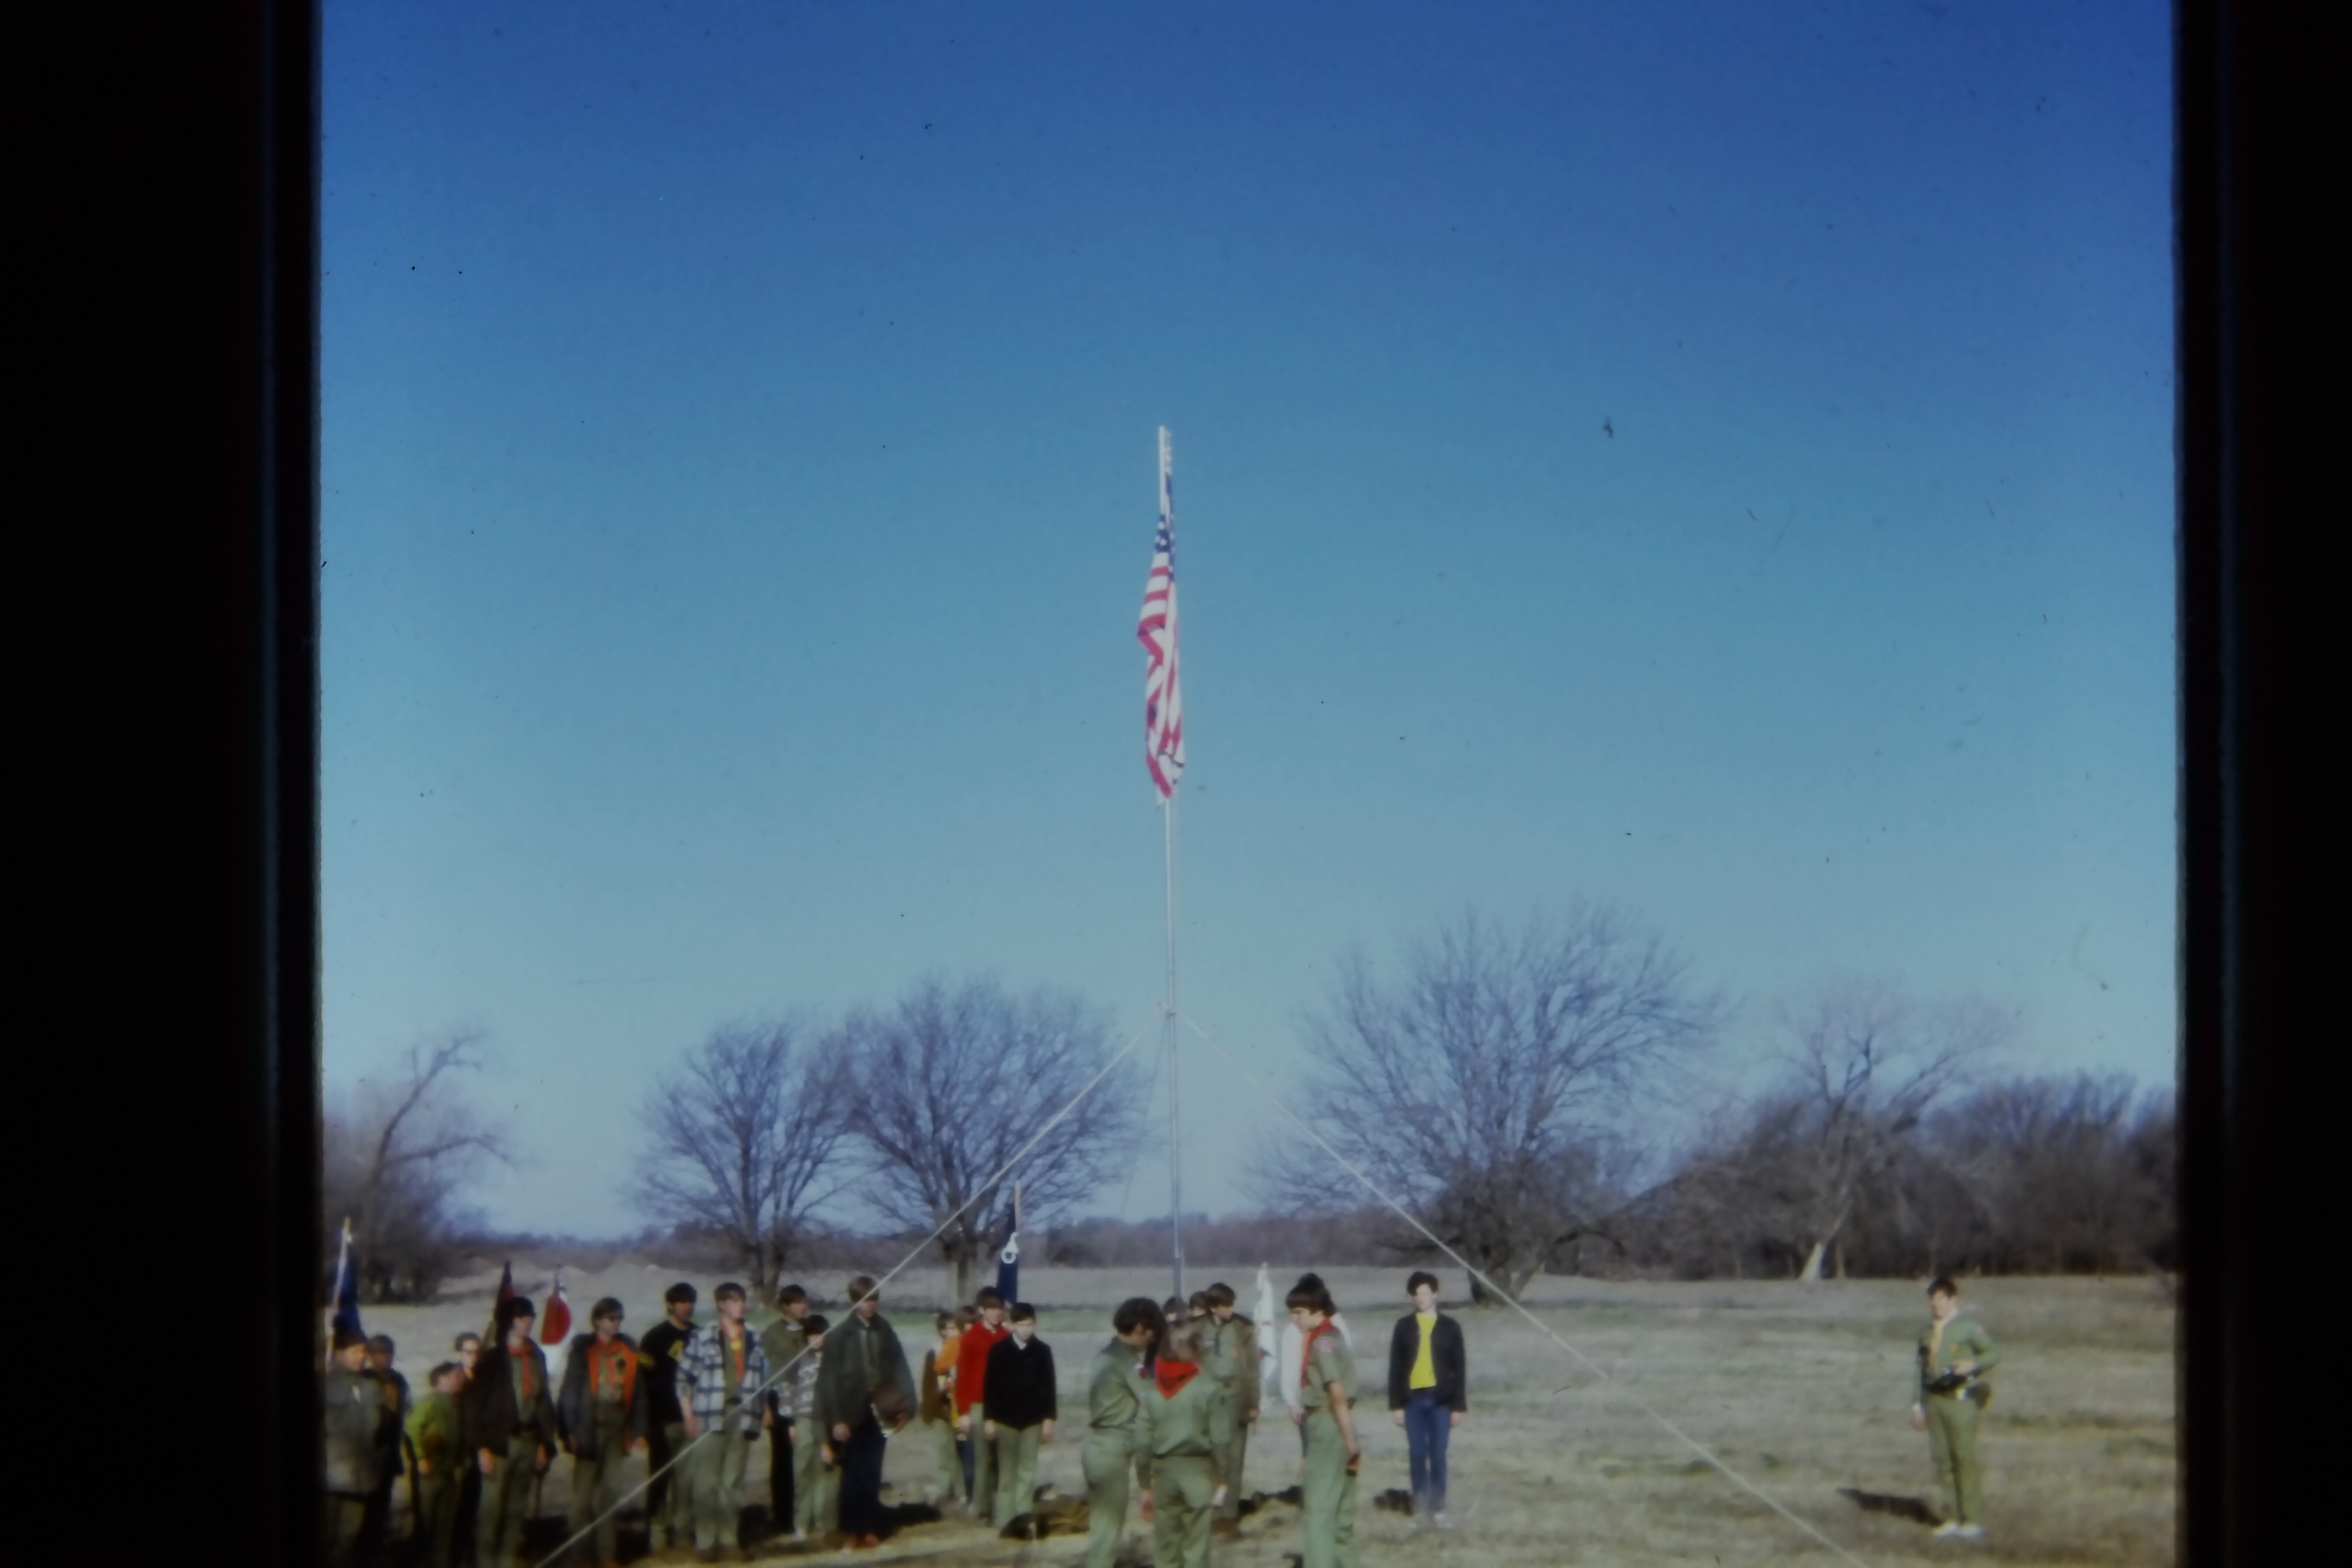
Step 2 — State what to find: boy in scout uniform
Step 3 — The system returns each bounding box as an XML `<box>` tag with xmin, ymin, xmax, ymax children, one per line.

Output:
<box><xmin>1136</xmin><ymin>1320</ymin><xmax>1221</xmax><ymax>1568</ymax></box>
<box><xmin>1202</xmin><ymin>1282</ymin><xmax>1259</xmax><ymax>1528</ymax></box>
<box><xmin>1289</xmin><ymin>1277</ymin><xmax>1362</xmax><ymax>1568</ymax></box>
<box><xmin>784</xmin><ymin>1315</ymin><xmax>835</xmax><ymax>1542</ymax></box>
<box><xmin>558</xmin><ymin>1296</ymin><xmax>648</xmax><ymax>1566</ymax></box>
<box><xmin>465</xmin><ymin>1298</ymin><xmax>558</xmax><ymax>1568</ymax></box>
<box><xmin>405</xmin><ymin>1361</ymin><xmax>466</xmax><ymax>1568</ymax></box>
<box><xmin>761</xmin><ymin>1285</ymin><xmax>813</xmax><ymax>1534</ymax></box>
<box><xmin>322</xmin><ymin>1327</ymin><xmax>381</xmax><ymax>1568</ymax></box>
<box><xmin>1911</xmin><ymin>1275</ymin><xmax>2001</xmax><ymax>1539</ymax></box>
<box><xmin>1085</xmin><ymin>1298</ymin><xmax>1165</xmax><ymax>1568</ymax></box>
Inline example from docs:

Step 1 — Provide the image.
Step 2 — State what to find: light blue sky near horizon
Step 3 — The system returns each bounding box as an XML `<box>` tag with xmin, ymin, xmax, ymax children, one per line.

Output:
<box><xmin>322</xmin><ymin>0</ymin><xmax>2175</xmax><ymax>1240</ymax></box>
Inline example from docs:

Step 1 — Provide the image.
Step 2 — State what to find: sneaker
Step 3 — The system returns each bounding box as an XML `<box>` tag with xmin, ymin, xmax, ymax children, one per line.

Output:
<box><xmin>1931</xmin><ymin>1521</ymin><xmax>1962</xmax><ymax>1537</ymax></box>
<box><xmin>1433</xmin><ymin>1511</ymin><xmax>1454</xmax><ymax>1531</ymax></box>
<box><xmin>1956</xmin><ymin>1525</ymin><xmax>1985</xmax><ymax>1540</ymax></box>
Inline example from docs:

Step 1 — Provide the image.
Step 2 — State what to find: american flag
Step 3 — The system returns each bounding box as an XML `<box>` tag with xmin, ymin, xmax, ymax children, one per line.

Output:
<box><xmin>1137</xmin><ymin>427</ymin><xmax>1185</xmax><ymax>799</ymax></box>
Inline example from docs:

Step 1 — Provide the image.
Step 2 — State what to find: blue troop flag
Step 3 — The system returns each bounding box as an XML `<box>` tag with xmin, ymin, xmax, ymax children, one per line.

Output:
<box><xmin>331</xmin><ymin>1218</ymin><xmax>364</xmax><ymax>1340</ymax></box>
<box><xmin>993</xmin><ymin>1191</ymin><xmax>1021</xmax><ymax>1305</ymax></box>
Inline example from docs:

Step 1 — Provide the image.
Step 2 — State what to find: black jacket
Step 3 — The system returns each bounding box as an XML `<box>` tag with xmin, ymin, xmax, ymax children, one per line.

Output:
<box><xmin>981</xmin><ymin>1334</ymin><xmax>1058</xmax><ymax>1430</ymax></box>
<box><xmin>558</xmin><ymin>1332</ymin><xmax>651</xmax><ymax>1460</ymax></box>
<box><xmin>465</xmin><ymin>1340</ymin><xmax>560</xmax><ymax>1455</ymax></box>
<box><xmin>1386</xmin><ymin>1313</ymin><xmax>1468</xmax><ymax>1412</ymax></box>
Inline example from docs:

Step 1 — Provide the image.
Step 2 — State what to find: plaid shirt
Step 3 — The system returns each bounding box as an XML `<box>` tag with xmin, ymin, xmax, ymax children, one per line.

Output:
<box><xmin>676</xmin><ymin>1320</ymin><xmax>770</xmax><ymax>1434</ymax></box>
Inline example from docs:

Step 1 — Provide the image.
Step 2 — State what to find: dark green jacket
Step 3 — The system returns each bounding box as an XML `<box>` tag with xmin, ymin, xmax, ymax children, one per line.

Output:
<box><xmin>323</xmin><ymin>1366</ymin><xmax>382</xmax><ymax>1494</ymax></box>
<box><xmin>1915</xmin><ymin>1314</ymin><xmax>2001</xmax><ymax>1402</ymax></box>
<box><xmin>813</xmin><ymin>1309</ymin><xmax>917</xmax><ymax>1432</ymax></box>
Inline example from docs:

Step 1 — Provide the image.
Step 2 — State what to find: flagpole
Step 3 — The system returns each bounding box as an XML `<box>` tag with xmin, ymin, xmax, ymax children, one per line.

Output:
<box><xmin>1165</xmin><ymin>790</ymin><xmax>1183</xmax><ymax>1302</ymax></box>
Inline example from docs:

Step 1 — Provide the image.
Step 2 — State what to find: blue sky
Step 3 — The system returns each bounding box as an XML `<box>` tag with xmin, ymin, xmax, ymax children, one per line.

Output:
<box><xmin>322</xmin><ymin>0</ymin><xmax>2175</xmax><ymax>1238</ymax></box>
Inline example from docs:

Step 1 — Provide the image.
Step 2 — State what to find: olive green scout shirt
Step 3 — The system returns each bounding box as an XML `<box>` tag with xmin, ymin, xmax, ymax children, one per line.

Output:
<box><xmin>1915</xmin><ymin>1314</ymin><xmax>2001</xmax><ymax>1402</ymax></box>
<box><xmin>1204</xmin><ymin>1314</ymin><xmax>1260</xmax><ymax>1420</ymax></box>
<box><xmin>1088</xmin><ymin>1340</ymin><xmax>1155</xmax><ymax>1485</ymax></box>
<box><xmin>1135</xmin><ymin>1371</ymin><xmax>1219</xmax><ymax>1460</ymax></box>
<box><xmin>1300</xmin><ymin>1326</ymin><xmax>1355</xmax><ymax>1413</ymax></box>
<box><xmin>406</xmin><ymin>1389</ymin><xmax>462</xmax><ymax>1477</ymax></box>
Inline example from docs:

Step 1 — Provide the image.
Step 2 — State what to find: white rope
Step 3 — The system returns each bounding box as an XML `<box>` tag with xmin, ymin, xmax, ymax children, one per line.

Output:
<box><xmin>533</xmin><ymin>1027</ymin><xmax>1150</xmax><ymax>1565</ymax></box>
<box><xmin>1178</xmin><ymin>1011</ymin><xmax>1872</xmax><ymax>1568</ymax></box>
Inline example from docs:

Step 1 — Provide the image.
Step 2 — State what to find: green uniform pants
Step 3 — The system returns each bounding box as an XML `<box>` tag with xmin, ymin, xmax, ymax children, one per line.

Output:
<box><xmin>690</xmin><ymin>1418</ymin><xmax>751</xmax><ymax>1549</ymax></box>
<box><xmin>991</xmin><ymin>1422</ymin><xmax>1042</xmax><ymax>1525</ymax></box>
<box><xmin>932</xmin><ymin>1416</ymin><xmax>967</xmax><ymax>1504</ymax></box>
<box><xmin>474</xmin><ymin>1436</ymin><xmax>540</xmax><ymax>1568</ymax></box>
<box><xmin>792</xmin><ymin>1428</ymin><xmax>838</xmax><ymax>1538</ymax></box>
<box><xmin>1215</xmin><ymin>1416</ymin><xmax>1251</xmax><ymax>1517</ymax></box>
<box><xmin>413</xmin><ymin>1473</ymin><xmax>458</xmax><ymax>1568</ymax></box>
<box><xmin>967</xmin><ymin>1416</ymin><xmax>996</xmax><ymax>1520</ymax></box>
<box><xmin>567</xmin><ymin>1407</ymin><xmax>631</xmax><ymax>1563</ymax></box>
<box><xmin>1926</xmin><ymin>1392</ymin><xmax>1987</xmax><ymax>1526</ymax></box>
<box><xmin>1082</xmin><ymin>1434</ymin><xmax>1136</xmax><ymax>1568</ymax></box>
<box><xmin>658</xmin><ymin>1420</ymin><xmax>691</xmax><ymax>1543</ymax></box>
<box><xmin>1301</xmin><ymin>1408</ymin><xmax>1359</xmax><ymax>1568</ymax></box>
<box><xmin>1152</xmin><ymin>1453</ymin><xmax>1216</xmax><ymax>1568</ymax></box>
<box><xmin>322</xmin><ymin>1492</ymin><xmax>367</xmax><ymax>1568</ymax></box>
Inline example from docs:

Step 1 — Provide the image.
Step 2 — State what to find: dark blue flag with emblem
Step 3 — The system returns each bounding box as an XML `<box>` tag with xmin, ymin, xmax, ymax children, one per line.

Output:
<box><xmin>993</xmin><ymin>1187</ymin><xmax>1021</xmax><ymax>1304</ymax></box>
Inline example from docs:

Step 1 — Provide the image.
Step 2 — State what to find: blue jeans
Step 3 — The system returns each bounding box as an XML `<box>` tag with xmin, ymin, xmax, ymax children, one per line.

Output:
<box><xmin>1404</xmin><ymin>1392</ymin><xmax>1451</xmax><ymax>1513</ymax></box>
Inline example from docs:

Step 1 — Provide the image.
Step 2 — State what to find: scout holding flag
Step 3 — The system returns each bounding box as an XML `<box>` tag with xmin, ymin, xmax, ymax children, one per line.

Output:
<box><xmin>1086</xmin><ymin>1298</ymin><xmax>1166</xmax><ymax>1568</ymax></box>
<box><xmin>1911</xmin><ymin>1275</ymin><xmax>2001</xmax><ymax>1539</ymax></box>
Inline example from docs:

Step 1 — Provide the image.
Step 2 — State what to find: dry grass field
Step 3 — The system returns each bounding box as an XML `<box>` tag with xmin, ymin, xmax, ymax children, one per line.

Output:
<box><xmin>359</xmin><ymin>1264</ymin><xmax>2173</xmax><ymax>1566</ymax></box>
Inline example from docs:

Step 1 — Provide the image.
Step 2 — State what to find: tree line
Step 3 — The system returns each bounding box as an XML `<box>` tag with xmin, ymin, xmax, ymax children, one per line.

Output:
<box><xmin>324</xmin><ymin>905</ymin><xmax>2173</xmax><ymax>1306</ymax></box>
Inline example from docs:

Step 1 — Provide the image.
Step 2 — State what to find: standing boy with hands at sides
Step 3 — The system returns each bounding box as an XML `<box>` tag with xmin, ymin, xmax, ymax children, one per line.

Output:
<box><xmin>676</xmin><ymin>1281</ymin><xmax>771</xmax><ymax>1563</ymax></box>
<box><xmin>404</xmin><ymin>1361</ymin><xmax>467</xmax><ymax>1568</ymax></box>
<box><xmin>1085</xmin><ymin>1298</ymin><xmax>1165</xmax><ymax>1568</ymax></box>
<box><xmin>1290</xmin><ymin>1276</ymin><xmax>1362</xmax><ymax>1568</ymax></box>
<box><xmin>785</xmin><ymin>1314</ymin><xmax>835</xmax><ymax>1544</ymax></box>
<box><xmin>817</xmin><ymin>1275</ymin><xmax>918</xmax><ymax>1551</ymax></box>
<box><xmin>954</xmin><ymin>1288</ymin><xmax>1011</xmax><ymax>1522</ymax></box>
<box><xmin>467</xmin><ymin>1298</ymin><xmax>557</xmax><ymax>1568</ymax></box>
<box><xmin>1386</xmin><ymin>1271</ymin><xmax>1467</xmax><ymax>1533</ymax></box>
<box><xmin>1135</xmin><ymin>1319</ymin><xmax>1222</xmax><ymax>1568</ymax></box>
<box><xmin>982</xmin><ymin>1301</ymin><xmax>1058</xmax><ymax>1530</ymax></box>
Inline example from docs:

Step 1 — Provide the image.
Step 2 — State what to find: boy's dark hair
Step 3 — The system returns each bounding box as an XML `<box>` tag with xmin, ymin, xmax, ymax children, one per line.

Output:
<box><xmin>366</xmin><ymin>1334</ymin><xmax>395</xmax><ymax>1354</ymax></box>
<box><xmin>1204</xmin><ymin>1282</ymin><xmax>1236</xmax><ymax>1309</ymax></box>
<box><xmin>591</xmin><ymin>1297</ymin><xmax>625</xmax><ymax>1322</ymax></box>
<box><xmin>664</xmin><ymin>1282</ymin><xmax>699</xmax><ymax>1306</ymax></box>
<box><xmin>1406</xmin><ymin>1271</ymin><xmax>1440</xmax><ymax>1297</ymax></box>
<box><xmin>846</xmin><ymin>1276</ymin><xmax>878</xmax><ymax>1304</ymax></box>
<box><xmin>1009</xmin><ymin>1301</ymin><xmax>1038</xmax><ymax>1324</ymax></box>
<box><xmin>453</xmin><ymin>1332</ymin><xmax>481</xmax><ymax>1351</ymax></box>
<box><xmin>428</xmin><ymin>1360</ymin><xmax>461</xmax><ymax>1385</ymax></box>
<box><xmin>1927</xmin><ymin>1275</ymin><xmax>1960</xmax><ymax>1298</ymax></box>
<box><xmin>802</xmin><ymin>1314</ymin><xmax>831</xmax><ymax>1338</ymax></box>
<box><xmin>714</xmin><ymin>1281</ymin><xmax>747</xmax><ymax>1303</ymax></box>
<box><xmin>503</xmin><ymin>1295</ymin><xmax>537</xmax><ymax>1325</ymax></box>
<box><xmin>778</xmin><ymin>1284</ymin><xmax>808</xmax><ymax>1307</ymax></box>
<box><xmin>1285</xmin><ymin>1277</ymin><xmax>1336</xmax><ymax>1315</ymax></box>
<box><xmin>935</xmin><ymin>1310</ymin><xmax>957</xmax><ymax>1331</ymax></box>
<box><xmin>953</xmin><ymin>1304</ymin><xmax>981</xmax><ymax>1328</ymax></box>
<box><xmin>1188</xmin><ymin>1291</ymin><xmax>1211</xmax><ymax>1312</ymax></box>
<box><xmin>975</xmin><ymin>1287</ymin><xmax>1005</xmax><ymax>1309</ymax></box>
<box><xmin>332</xmin><ymin>1325</ymin><xmax>366</xmax><ymax>1352</ymax></box>
<box><xmin>1160</xmin><ymin>1321</ymin><xmax>1205</xmax><ymax>1363</ymax></box>
<box><xmin>1163</xmin><ymin>1296</ymin><xmax>1189</xmax><ymax>1320</ymax></box>
<box><xmin>1113</xmin><ymin>1297</ymin><xmax>1168</xmax><ymax>1338</ymax></box>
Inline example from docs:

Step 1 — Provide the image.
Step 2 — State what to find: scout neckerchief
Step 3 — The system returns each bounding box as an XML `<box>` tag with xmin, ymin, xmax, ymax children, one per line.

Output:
<box><xmin>723</xmin><ymin>1324</ymin><xmax>748</xmax><ymax>1401</ymax></box>
<box><xmin>1926</xmin><ymin>1313</ymin><xmax>1949</xmax><ymax>1372</ymax></box>
<box><xmin>1155</xmin><ymin>1358</ymin><xmax>1202</xmax><ymax>1398</ymax></box>
<box><xmin>590</xmin><ymin>1337</ymin><xmax>636</xmax><ymax>1405</ymax></box>
<box><xmin>511</xmin><ymin>1340</ymin><xmax>537</xmax><ymax>1406</ymax></box>
<box><xmin>1299</xmin><ymin>1319</ymin><xmax>1337</xmax><ymax>1387</ymax></box>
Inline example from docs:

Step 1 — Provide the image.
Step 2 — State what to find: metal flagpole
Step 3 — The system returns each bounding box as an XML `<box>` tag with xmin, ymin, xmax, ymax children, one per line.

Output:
<box><xmin>1165</xmin><ymin>791</ymin><xmax>1183</xmax><ymax>1301</ymax></box>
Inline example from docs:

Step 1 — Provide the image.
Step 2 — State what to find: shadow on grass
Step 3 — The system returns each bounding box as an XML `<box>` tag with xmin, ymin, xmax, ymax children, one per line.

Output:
<box><xmin>1838</xmin><ymin>1486</ymin><xmax>1940</xmax><ymax>1525</ymax></box>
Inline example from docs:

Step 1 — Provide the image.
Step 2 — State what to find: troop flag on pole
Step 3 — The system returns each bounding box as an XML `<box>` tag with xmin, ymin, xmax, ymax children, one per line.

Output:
<box><xmin>1138</xmin><ymin>426</ymin><xmax>1185</xmax><ymax>799</ymax></box>
<box><xmin>330</xmin><ymin>1217</ymin><xmax>364</xmax><ymax>1340</ymax></box>
<box><xmin>486</xmin><ymin>1260</ymin><xmax>515</xmax><ymax>1343</ymax></box>
<box><xmin>994</xmin><ymin>1185</ymin><xmax>1022</xmax><ymax>1304</ymax></box>
<box><xmin>541</xmin><ymin>1269</ymin><xmax>572</xmax><ymax>1345</ymax></box>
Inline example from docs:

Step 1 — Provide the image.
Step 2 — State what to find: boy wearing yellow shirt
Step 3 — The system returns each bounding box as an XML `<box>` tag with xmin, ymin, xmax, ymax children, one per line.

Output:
<box><xmin>1384</xmin><ymin>1271</ymin><xmax>1467</xmax><ymax>1532</ymax></box>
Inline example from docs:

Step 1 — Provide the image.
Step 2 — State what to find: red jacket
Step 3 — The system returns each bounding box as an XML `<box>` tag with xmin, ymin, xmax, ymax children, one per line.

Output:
<box><xmin>954</xmin><ymin>1321</ymin><xmax>1009</xmax><ymax>1416</ymax></box>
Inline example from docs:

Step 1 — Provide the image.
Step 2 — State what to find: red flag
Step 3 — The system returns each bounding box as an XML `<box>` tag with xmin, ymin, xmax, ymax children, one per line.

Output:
<box><xmin>541</xmin><ymin>1270</ymin><xmax>572</xmax><ymax>1344</ymax></box>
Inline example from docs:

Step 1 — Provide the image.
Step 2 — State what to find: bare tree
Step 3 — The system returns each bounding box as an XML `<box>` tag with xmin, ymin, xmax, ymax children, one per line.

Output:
<box><xmin>1742</xmin><ymin>980</ymin><xmax>2010</xmax><ymax>1282</ymax></box>
<box><xmin>323</xmin><ymin>1029</ymin><xmax>512</xmax><ymax>1302</ymax></box>
<box><xmin>838</xmin><ymin>976</ymin><xmax>1142</xmax><ymax>1302</ymax></box>
<box><xmin>640</xmin><ymin>1020</ymin><xmax>851</xmax><ymax>1304</ymax></box>
<box><xmin>1268</xmin><ymin>907</ymin><xmax>1719</xmax><ymax>1302</ymax></box>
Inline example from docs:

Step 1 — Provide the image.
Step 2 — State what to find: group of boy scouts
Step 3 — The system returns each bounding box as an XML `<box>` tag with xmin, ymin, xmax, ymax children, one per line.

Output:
<box><xmin>324</xmin><ymin>1265</ymin><xmax>1999</xmax><ymax>1564</ymax></box>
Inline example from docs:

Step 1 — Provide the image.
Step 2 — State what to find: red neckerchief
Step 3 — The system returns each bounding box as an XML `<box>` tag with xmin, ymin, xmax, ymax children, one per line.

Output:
<box><xmin>511</xmin><ymin>1342</ymin><xmax>537</xmax><ymax>1401</ymax></box>
<box><xmin>1299</xmin><ymin>1319</ymin><xmax>1336</xmax><ymax>1388</ymax></box>
<box><xmin>1155</xmin><ymin>1359</ymin><xmax>1201</xmax><ymax>1398</ymax></box>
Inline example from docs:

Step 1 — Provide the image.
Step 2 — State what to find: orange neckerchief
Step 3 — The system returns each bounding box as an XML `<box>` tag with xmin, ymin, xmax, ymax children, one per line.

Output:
<box><xmin>725</xmin><ymin>1326</ymin><xmax>746</xmax><ymax>1388</ymax></box>
<box><xmin>511</xmin><ymin>1342</ymin><xmax>537</xmax><ymax>1402</ymax></box>
<box><xmin>1155</xmin><ymin>1359</ymin><xmax>1202</xmax><ymax>1399</ymax></box>
<box><xmin>589</xmin><ymin>1338</ymin><xmax>638</xmax><ymax>1405</ymax></box>
<box><xmin>1298</xmin><ymin>1319</ymin><xmax>1336</xmax><ymax>1387</ymax></box>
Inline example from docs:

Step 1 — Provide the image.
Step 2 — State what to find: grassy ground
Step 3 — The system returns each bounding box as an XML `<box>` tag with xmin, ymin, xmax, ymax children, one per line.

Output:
<box><xmin>360</xmin><ymin>1265</ymin><xmax>2173</xmax><ymax>1566</ymax></box>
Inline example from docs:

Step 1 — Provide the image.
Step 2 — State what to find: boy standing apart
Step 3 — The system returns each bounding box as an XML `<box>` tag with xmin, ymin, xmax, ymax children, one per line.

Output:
<box><xmin>982</xmin><ymin>1302</ymin><xmax>1058</xmax><ymax>1529</ymax></box>
<box><xmin>785</xmin><ymin>1315</ymin><xmax>836</xmax><ymax>1543</ymax></box>
<box><xmin>1086</xmin><ymin>1299</ymin><xmax>1164</xmax><ymax>1568</ymax></box>
<box><xmin>1386</xmin><ymin>1271</ymin><xmax>1467</xmax><ymax>1532</ymax></box>
<box><xmin>636</xmin><ymin>1282</ymin><xmax>699</xmax><ymax>1549</ymax></box>
<box><xmin>1912</xmin><ymin>1275</ymin><xmax>2001</xmax><ymax>1540</ymax></box>
<box><xmin>405</xmin><ymin>1361</ymin><xmax>467</xmax><ymax>1568</ymax></box>
<box><xmin>817</xmin><ymin>1276</ymin><xmax>918</xmax><ymax>1550</ymax></box>
<box><xmin>1135</xmin><ymin>1320</ymin><xmax>1220</xmax><ymax>1568</ymax></box>
<box><xmin>1203</xmin><ymin>1281</ymin><xmax>1259</xmax><ymax>1528</ymax></box>
<box><xmin>953</xmin><ymin>1289</ymin><xmax>1010</xmax><ymax>1522</ymax></box>
<box><xmin>761</xmin><ymin>1284</ymin><xmax>813</xmax><ymax>1535</ymax></box>
<box><xmin>677</xmin><ymin>1281</ymin><xmax>771</xmax><ymax>1562</ymax></box>
<box><xmin>1290</xmin><ymin>1277</ymin><xmax>1361</xmax><ymax>1568</ymax></box>
<box><xmin>322</xmin><ymin>1327</ymin><xmax>381</xmax><ymax>1568</ymax></box>
<box><xmin>466</xmin><ymin>1298</ymin><xmax>558</xmax><ymax>1568</ymax></box>
<box><xmin>558</xmin><ymin>1296</ymin><xmax>648</xmax><ymax>1567</ymax></box>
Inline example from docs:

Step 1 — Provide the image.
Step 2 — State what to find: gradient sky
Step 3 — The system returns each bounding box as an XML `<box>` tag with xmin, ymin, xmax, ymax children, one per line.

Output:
<box><xmin>322</xmin><ymin>0</ymin><xmax>2176</xmax><ymax>1239</ymax></box>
